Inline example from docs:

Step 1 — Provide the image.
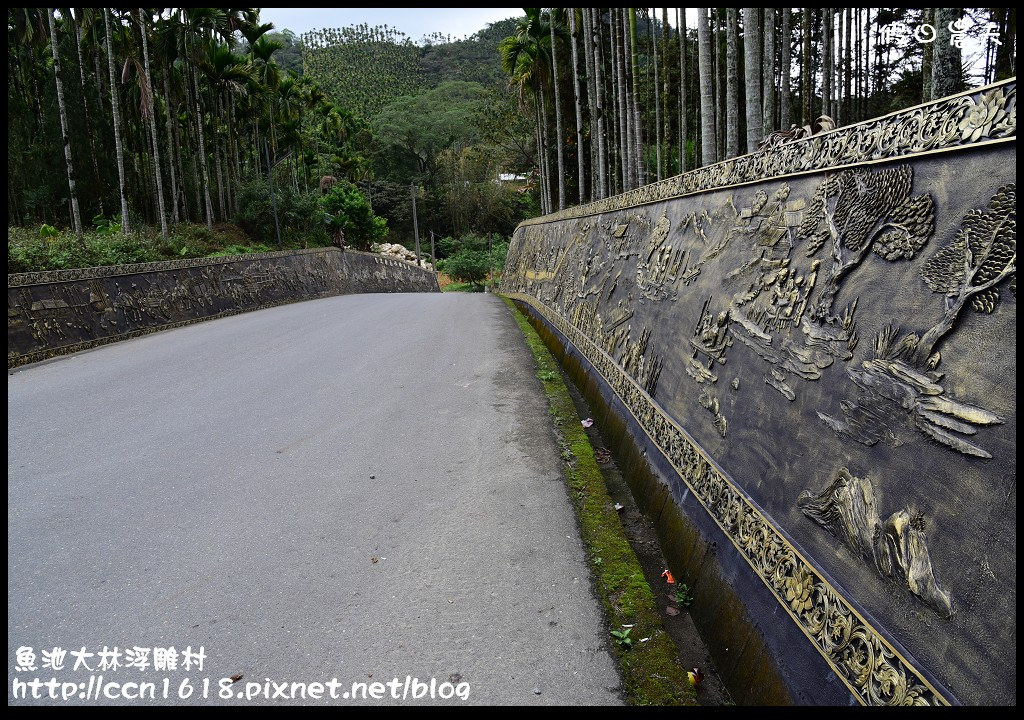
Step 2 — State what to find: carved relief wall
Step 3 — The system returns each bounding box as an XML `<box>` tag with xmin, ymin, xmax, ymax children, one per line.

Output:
<box><xmin>8</xmin><ymin>248</ymin><xmax>439</xmax><ymax>367</ymax></box>
<box><xmin>502</xmin><ymin>80</ymin><xmax>1016</xmax><ymax>705</ymax></box>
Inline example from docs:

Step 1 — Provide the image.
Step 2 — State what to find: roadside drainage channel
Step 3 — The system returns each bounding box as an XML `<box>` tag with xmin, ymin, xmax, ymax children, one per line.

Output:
<box><xmin>564</xmin><ymin>369</ymin><xmax>733</xmax><ymax>707</ymax></box>
<box><xmin>509</xmin><ymin>296</ymin><xmax>794</xmax><ymax>706</ymax></box>
<box><xmin>503</xmin><ymin>298</ymin><xmax>695</xmax><ymax>705</ymax></box>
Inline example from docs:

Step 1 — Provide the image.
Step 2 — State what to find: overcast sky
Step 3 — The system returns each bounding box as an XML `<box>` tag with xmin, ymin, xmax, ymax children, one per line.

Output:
<box><xmin>259</xmin><ymin>8</ymin><xmax>523</xmax><ymax>42</ymax></box>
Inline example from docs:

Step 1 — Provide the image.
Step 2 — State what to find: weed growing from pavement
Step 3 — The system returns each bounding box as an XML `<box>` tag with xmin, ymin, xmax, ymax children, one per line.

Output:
<box><xmin>675</xmin><ymin>584</ymin><xmax>695</xmax><ymax>608</ymax></box>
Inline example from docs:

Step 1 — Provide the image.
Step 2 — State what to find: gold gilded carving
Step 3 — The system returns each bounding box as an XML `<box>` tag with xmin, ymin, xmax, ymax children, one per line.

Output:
<box><xmin>685</xmin><ymin>297</ymin><xmax>731</xmax><ymax>385</ymax></box>
<box><xmin>758</xmin><ymin>115</ymin><xmax>838</xmax><ymax>152</ymax></box>
<box><xmin>801</xmin><ymin>165</ymin><xmax>934</xmax><ymax>322</ymax></box>
<box><xmin>917</xmin><ymin>184</ymin><xmax>1016</xmax><ymax>359</ymax></box>
<box><xmin>517</xmin><ymin>80</ymin><xmax>1014</xmax><ymax>228</ymax></box>
<box><xmin>636</xmin><ymin>213</ymin><xmax>684</xmax><ymax>303</ymax></box>
<box><xmin>819</xmin><ymin>185</ymin><xmax>1013</xmax><ymax>458</ymax></box>
<box><xmin>698</xmin><ymin>388</ymin><xmax>728</xmax><ymax>437</ymax></box>
<box><xmin>504</xmin><ymin>292</ymin><xmax>948</xmax><ymax>705</ymax></box>
<box><xmin>798</xmin><ymin>468</ymin><xmax>953</xmax><ymax>618</ymax></box>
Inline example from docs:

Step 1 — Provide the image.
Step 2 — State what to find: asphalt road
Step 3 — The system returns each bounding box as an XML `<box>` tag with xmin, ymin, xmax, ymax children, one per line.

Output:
<box><xmin>8</xmin><ymin>292</ymin><xmax>622</xmax><ymax>706</ymax></box>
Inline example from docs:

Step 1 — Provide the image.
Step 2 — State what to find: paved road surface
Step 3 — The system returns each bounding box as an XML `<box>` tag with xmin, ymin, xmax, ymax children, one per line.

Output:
<box><xmin>8</xmin><ymin>293</ymin><xmax>622</xmax><ymax>705</ymax></box>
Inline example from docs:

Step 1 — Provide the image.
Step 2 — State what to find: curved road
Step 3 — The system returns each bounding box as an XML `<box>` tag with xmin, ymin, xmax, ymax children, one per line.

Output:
<box><xmin>8</xmin><ymin>293</ymin><xmax>621</xmax><ymax>705</ymax></box>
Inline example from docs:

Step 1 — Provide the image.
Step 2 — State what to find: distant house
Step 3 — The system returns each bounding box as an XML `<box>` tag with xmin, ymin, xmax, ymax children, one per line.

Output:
<box><xmin>497</xmin><ymin>173</ymin><xmax>528</xmax><ymax>183</ymax></box>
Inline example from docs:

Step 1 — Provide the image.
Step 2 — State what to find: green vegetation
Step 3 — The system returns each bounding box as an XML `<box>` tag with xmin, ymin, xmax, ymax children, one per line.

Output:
<box><xmin>301</xmin><ymin>24</ymin><xmax>423</xmax><ymax>121</ymax></box>
<box><xmin>233</xmin><ymin>178</ymin><xmax>327</xmax><ymax>248</ymax></box>
<box><xmin>675</xmin><ymin>584</ymin><xmax>695</xmax><ymax>608</ymax></box>
<box><xmin>502</xmin><ymin>297</ymin><xmax>695</xmax><ymax>706</ymax></box>
<box><xmin>7</xmin><ymin>223</ymin><xmax>290</xmax><ymax>273</ymax></box>
<box><xmin>300</xmin><ymin>18</ymin><xmax>537</xmax><ymax>246</ymax></box>
<box><xmin>320</xmin><ymin>181</ymin><xmax>387</xmax><ymax>250</ymax></box>
<box><xmin>611</xmin><ymin>628</ymin><xmax>634</xmax><ymax>649</ymax></box>
<box><xmin>434</xmin><ymin>233</ymin><xmax>507</xmax><ymax>292</ymax></box>
<box><xmin>8</xmin><ymin>9</ymin><xmax>375</xmax><ymax>241</ymax></box>
<box><xmin>437</xmin><ymin>250</ymin><xmax>491</xmax><ymax>289</ymax></box>
<box><xmin>9</xmin><ymin>8</ymin><xmax>1016</xmax><ymax>271</ymax></box>
<box><xmin>8</xmin><ymin>9</ymin><xmax>539</xmax><ymax>271</ymax></box>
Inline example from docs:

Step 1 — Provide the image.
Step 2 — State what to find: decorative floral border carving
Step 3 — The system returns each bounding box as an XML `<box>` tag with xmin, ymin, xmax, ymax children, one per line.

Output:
<box><xmin>505</xmin><ymin>291</ymin><xmax>952</xmax><ymax>706</ymax></box>
<box><xmin>519</xmin><ymin>80</ymin><xmax>1015</xmax><ymax>228</ymax></box>
<box><xmin>7</xmin><ymin>247</ymin><xmax>432</xmax><ymax>287</ymax></box>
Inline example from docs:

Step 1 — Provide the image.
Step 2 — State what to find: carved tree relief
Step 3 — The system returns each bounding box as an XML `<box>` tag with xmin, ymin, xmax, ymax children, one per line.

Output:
<box><xmin>913</xmin><ymin>183</ymin><xmax>1016</xmax><ymax>366</ymax></box>
<box><xmin>819</xmin><ymin>186</ymin><xmax>1013</xmax><ymax>458</ymax></box>
<box><xmin>801</xmin><ymin>165</ymin><xmax>934</xmax><ymax>321</ymax></box>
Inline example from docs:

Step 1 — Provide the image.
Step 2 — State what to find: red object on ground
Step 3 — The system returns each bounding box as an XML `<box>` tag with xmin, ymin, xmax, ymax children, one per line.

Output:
<box><xmin>661</xmin><ymin>569</ymin><xmax>676</xmax><ymax>584</ymax></box>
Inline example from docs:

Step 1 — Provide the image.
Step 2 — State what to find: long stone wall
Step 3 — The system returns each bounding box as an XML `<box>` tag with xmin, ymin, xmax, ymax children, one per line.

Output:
<box><xmin>502</xmin><ymin>79</ymin><xmax>1016</xmax><ymax>705</ymax></box>
<box><xmin>8</xmin><ymin>247</ymin><xmax>439</xmax><ymax>367</ymax></box>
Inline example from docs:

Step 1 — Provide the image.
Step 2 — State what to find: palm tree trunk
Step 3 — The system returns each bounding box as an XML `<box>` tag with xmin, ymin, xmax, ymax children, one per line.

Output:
<box><xmin>533</xmin><ymin>97</ymin><xmax>546</xmax><ymax>214</ymax></box>
<box><xmin>678</xmin><ymin>7</ymin><xmax>687</xmax><ymax>173</ymax></box>
<box><xmin>802</xmin><ymin>8</ymin><xmax>812</xmax><ymax>125</ymax></box>
<box><xmin>835</xmin><ymin>9</ymin><xmax>843</xmax><ymax>122</ymax></box>
<box><xmin>995</xmin><ymin>8</ymin><xmax>1016</xmax><ymax>81</ymax></box>
<box><xmin>48</xmin><ymin>8</ymin><xmax>84</xmax><ymax>239</ymax></box>
<box><xmin>569</xmin><ymin>8</ymin><xmax>586</xmax><ymax>203</ymax></box>
<box><xmin>103</xmin><ymin>9</ymin><xmax>130</xmax><ymax>233</ymax></box>
<box><xmin>162</xmin><ymin>69</ymin><xmax>180</xmax><ymax>223</ymax></box>
<box><xmin>763</xmin><ymin>8</ymin><xmax>776</xmax><ymax>136</ymax></box>
<box><xmin>714</xmin><ymin>9</ymin><xmax>724</xmax><ymax>161</ymax></box>
<box><xmin>192</xmin><ymin>64</ymin><xmax>214</xmax><ymax>229</ymax></box>
<box><xmin>540</xmin><ymin>90</ymin><xmax>553</xmax><ymax>213</ymax></box>
<box><xmin>661</xmin><ymin>8</ymin><xmax>670</xmax><ymax>178</ymax></box>
<box><xmin>612</xmin><ymin>9</ymin><xmax>628</xmax><ymax>191</ymax></box>
<box><xmin>781</xmin><ymin>8</ymin><xmax>792</xmax><ymax>129</ymax></box>
<box><xmin>182</xmin><ymin>54</ymin><xmax>201</xmax><ymax>222</ymax></box>
<box><xmin>138</xmin><ymin>9</ymin><xmax>168</xmax><ymax>238</ymax></box>
<box><xmin>696</xmin><ymin>8</ymin><xmax>717</xmax><ymax>167</ymax></box>
<box><xmin>230</xmin><ymin>94</ymin><xmax>241</xmax><ymax>215</ymax></box>
<box><xmin>582</xmin><ymin>8</ymin><xmax>598</xmax><ymax>200</ymax></box>
<box><xmin>743</xmin><ymin>8</ymin><xmax>763</xmax><ymax>152</ymax></box>
<box><xmin>591</xmin><ymin>8</ymin><xmax>609</xmax><ymax>199</ymax></box>
<box><xmin>625</xmin><ymin>9</ymin><xmax>641</xmax><ymax>188</ymax></box>
<box><xmin>550</xmin><ymin>10</ymin><xmax>566</xmax><ymax>211</ymax></box>
<box><xmin>822</xmin><ymin>9</ymin><xmax>832</xmax><ymax>122</ymax></box>
<box><xmin>75</xmin><ymin>12</ymin><xmax>105</xmax><ymax>217</ymax></box>
<box><xmin>854</xmin><ymin>8</ymin><xmax>861</xmax><ymax>118</ymax></box>
<box><xmin>932</xmin><ymin>8</ymin><xmax>962</xmax><ymax>100</ymax></box>
<box><xmin>725</xmin><ymin>9</ymin><xmax>739</xmax><ymax>159</ymax></box>
<box><xmin>844</xmin><ymin>7</ymin><xmax>852</xmax><ymax>119</ymax></box>
<box><xmin>620</xmin><ymin>8</ymin><xmax>634</xmax><ymax>189</ymax></box>
<box><xmin>211</xmin><ymin>90</ymin><xmax>226</xmax><ymax>221</ymax></box>
<box><xmin>651</xmin><ymin>7</ymin><xmax>663</xmax><ymax>181</ymax></box>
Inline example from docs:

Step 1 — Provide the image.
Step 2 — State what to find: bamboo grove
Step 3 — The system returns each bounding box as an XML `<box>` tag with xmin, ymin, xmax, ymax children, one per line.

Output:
<box><xmin>500</xmin><ymin>8</ymin><xmax>1017</xmax><ymax>215</ymax></box>
<box><xmin>7</xmin><ymin>8</ymin><xmax>366</xmax><ymax>238</ymax></box>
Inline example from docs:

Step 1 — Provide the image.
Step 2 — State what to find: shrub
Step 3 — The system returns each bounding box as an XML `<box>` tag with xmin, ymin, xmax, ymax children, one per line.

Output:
<box><xmin>7</xmin><ymin>226</ymin><xmax>164</xmax><ymax>272</ymax></box>
<box><xmin>320</xmin><ymin>181</ymin><xmax>388</xmax><ymax>251</ymax></box>
<box><xmin>437</xmin><ymin>248</ymin><xmax>491</xmax><ymax>289</ymax></box>
<box><xmin>207</xmin><ymin>243</ymin><xmax>276</xmax><ymax>257</ymax></box>
<box><xmin>234</xmin><ymin>176</ymin><xmax>328</xmax><ymax>248</ymax></box>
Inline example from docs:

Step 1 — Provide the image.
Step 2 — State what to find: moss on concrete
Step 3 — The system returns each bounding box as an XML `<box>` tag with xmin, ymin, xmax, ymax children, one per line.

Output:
<box><xmin>502</xmin><ymin>296</ymin><xmax>696</xmax><ymax>706</ymax></box>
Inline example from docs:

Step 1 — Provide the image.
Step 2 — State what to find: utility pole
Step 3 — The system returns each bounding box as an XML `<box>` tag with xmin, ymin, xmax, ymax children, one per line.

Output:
<box><xmin>429</xmin><ymin>230</ymin><xmax>437</xmax><ymax>272</ymax></box>
<box><xmin>488</xmin><ymin>233</ymin><xmax>494</xmax><ymax>293</ymax></box>
<box><xmin>410</xmin><ymin>183</ymin><xmax>421</xmax><ymax>266</ymax></box>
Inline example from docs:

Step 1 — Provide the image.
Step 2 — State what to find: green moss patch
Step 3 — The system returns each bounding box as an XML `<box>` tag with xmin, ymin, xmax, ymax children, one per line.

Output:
<box><xmin>502</xmin><ymin>297</ymin><xmax>695</xmax><ymax>706</ymax></box>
